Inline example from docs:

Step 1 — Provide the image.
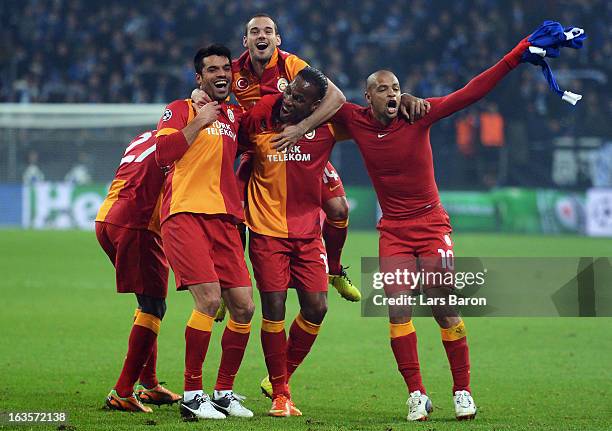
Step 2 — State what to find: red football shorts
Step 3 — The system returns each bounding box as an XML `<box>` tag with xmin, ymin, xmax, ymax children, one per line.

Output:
<box><xmin>249</xmin><ymin>231</ymin><xmax>328</xmax><ymax>293</ymax></box>
<box><xmin>377</xmin><ymin>205</ymin><xmax>454</xmax><ymax>293</ymax></box>
<box><xmin>161</xmin><ymin>213</ymin><xmax>251</xmax><ymax>290</ymax></box>
<box><xmin>95</xmin><ymin>221</ymin><xmax>169</xmax><ymax>298</ymax></box>
<box><xmin>321</xmin><ymin>161</ymin><xmax>345</xmax><ymax>203</ymax></box>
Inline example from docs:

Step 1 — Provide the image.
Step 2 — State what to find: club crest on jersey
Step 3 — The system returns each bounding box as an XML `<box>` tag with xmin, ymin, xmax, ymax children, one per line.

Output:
<box><xmin>277</xmin><ymin>78</ymin><xmax>289</xmax><ymax>92</ymax></box>
<box><xmin>227</xmin><ymin>108</ymin><xmax>235</xmax><ymax>123</ymax></box>
<box><xmin>304</xmin><ymin>130</ymin><xmax>316</xmax><ymax>140</ymax></box>
<box><xmin>162</xmin><ymin>109</ymin><xmax>172</xmax><ymax>122</ymax></box>
<box><xmin>236</xmin><ymin>77</ymin><xmax>249</xmax><ymax>90</ymax></box>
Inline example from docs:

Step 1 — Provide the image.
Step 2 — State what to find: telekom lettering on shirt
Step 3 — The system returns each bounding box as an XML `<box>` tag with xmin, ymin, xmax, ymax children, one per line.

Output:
<box><xmin>266</xmin><ymin>146</ymin><xmax>312</xmax><ymax>163</ymax></box>
<box><xmin>205</xmin><ymin>120</ymin><xmax>237</xmax><ymax>140</ymax></box>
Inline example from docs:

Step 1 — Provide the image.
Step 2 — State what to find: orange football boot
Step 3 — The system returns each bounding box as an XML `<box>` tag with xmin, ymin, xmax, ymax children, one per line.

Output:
<box><xmin>268</xmin><ymin>394</ymin><xmax>291</xmax><ymax>417</ymax></box>
<box><xmin>289</xmin><ymin>399</ymin><xmax>302</xmax><ymax>416</ymax></box>
<box><xmin>136</xmin><ymin>384</ymin><xmax>182</xmax><ymax>405</ymax></box>
<box><xmin>106</xmin><ymin>390</ymin><xmax>152</xmax><ymax>412</ymax></box>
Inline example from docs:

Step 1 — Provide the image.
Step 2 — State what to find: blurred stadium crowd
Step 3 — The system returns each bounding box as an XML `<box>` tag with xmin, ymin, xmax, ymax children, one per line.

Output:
<box><xmin>1</xmin><ymin>0</ymin><xmax>611</xmax><ymax>187</ymax></box>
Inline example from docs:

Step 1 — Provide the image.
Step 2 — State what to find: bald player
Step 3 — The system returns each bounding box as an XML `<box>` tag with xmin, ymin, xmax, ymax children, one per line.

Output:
<box><xmin>329</xmin><ymin>36</ymin><xmax>535</xmax><ymax>421</ymax></box>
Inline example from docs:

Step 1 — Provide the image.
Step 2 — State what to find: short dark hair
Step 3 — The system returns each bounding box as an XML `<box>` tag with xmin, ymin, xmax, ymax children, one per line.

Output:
<box><xmin>244</xmin><ymin>13</ymin><xmax>279</xmax><ymax>36</ymax></box>
<box><xmin>193</xmin><ymin>44</ymin><xmax>232</xmax><ymax>74</ymax></box>
<box><xmin>296</xmin><ymin>67</ymin><xmax>328</xmax><ymax>100</ymax></box>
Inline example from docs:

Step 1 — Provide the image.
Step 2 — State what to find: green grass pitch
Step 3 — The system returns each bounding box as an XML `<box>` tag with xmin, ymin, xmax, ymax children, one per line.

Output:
<box><xmin>1</xmin><ymin>230</ymin><xmax>611</xmax><ymax>430</ymax></box>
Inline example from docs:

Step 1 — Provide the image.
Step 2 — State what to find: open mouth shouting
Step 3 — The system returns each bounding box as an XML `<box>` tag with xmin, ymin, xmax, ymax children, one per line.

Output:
<box><xmin>213</xmin><ymin>78</ymin><xmax>229</xmax><ymax>92</ymax></box>
<box><xmin>386</xmin><ymin>99</ymin><xmax>398</xmax><ymax>115</ymax></box>
<box><xmin>280</xmin><ymin>101</ymin><xmax>293</xmax><ymax>118</ymax></box>
<box><xmin>255</xmin><ymin>41</ymin><xmax>269</xmax><ymax>53</ymax></box>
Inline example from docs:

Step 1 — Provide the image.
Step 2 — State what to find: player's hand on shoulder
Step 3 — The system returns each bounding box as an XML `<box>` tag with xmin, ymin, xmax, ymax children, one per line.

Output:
<box><xmin>271</xmin><ymin>123</ymin><xmax>308</xmax><ymax>152</ymax></box>
<box><xmin>400</xmin><ymin>94</ymin><xmax>431</xmax><ymax>124</ymax></box>
<box><xmin>195</xmin><ymin>101</ymin><xmax>221</xmax><ymax>128</ymax></box>
<box><xmin>191</xmin><ymin>88</ymin><xmax>212</xmax><ymax>108</ymax></box>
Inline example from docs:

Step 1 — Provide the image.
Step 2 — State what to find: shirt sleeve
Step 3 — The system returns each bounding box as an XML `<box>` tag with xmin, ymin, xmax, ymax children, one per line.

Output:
<box><xmin>237</xmin><ymin>110</ymin><xmax>254</xmax><ymax>153</ymax></box>
<box><xmin>331</xmin><ymin>102</ymin><xmax>357</xmax><ymax>129</ymax></box>
<box><xmin>329</xmin><ymin>123</ymin><xmax>352</xmax><ymax>142</ymax></box>
<box><xmin>155</xmin><ymin>100</ymin><xmax>190</xmax><ymax>167</ymax></box>
<box><xmin>156</xmin><ymin>100</ymin><xmax>189</xmax><ymax>136</ymax></box>
<box><xmin>421</xmin><ymin>40</ymin><xmax>528</xmax><ymax>127</ymax></box>
<box><xmin>285</xmin><ymin>54</ymin><xmax>309</xmax><ymax>80</ymax></box>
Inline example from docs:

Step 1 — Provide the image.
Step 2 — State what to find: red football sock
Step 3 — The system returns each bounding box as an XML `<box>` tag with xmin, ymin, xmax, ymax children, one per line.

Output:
<box><xmin>114</xmin><ymin>312</ymin><xmax>160</xmax><ymax>398</ymax></box>
<box><xmin>390</xmin><ymin>321</ymin><xmax>426</xmax><ymax>394</ymax></box>
<box><xmin>441</xmin><ymin>320</ymin><xmax>471</xmax><ymax>393</ymax></box>
<box><xmin>215</xmin><ymin>319</ymin><xmax>251</xmax><ymax>391</ymax></box>
<box><xmin>322</xmin><ymin>217</ymin><xmax>348</xmax><ymax>275</ymax></box>
<box><xmin>261</xmin><ymin>319</ymin><xmax>289</xmax><ymax>397</ymax></box>
<box><xmin>139</xmin><ymin>339</ymin><xmax>158</xmax><ymax>389</ymax></box>
<box><xmin>184</xmin><ymin>310</ymin><xmax>213</xmax><ymax>392</ymax></box>
<box><xmin>286</xmin><ymin>314</ymin><xmax>321</xmax><ymax>381</ymax></box>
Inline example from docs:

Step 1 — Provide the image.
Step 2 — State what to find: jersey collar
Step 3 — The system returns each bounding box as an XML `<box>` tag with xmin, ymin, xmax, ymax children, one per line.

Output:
<box><xmin>240</xmin><ymin>48</ymin><xmax>280</xmax><ymax>75</ymax></box>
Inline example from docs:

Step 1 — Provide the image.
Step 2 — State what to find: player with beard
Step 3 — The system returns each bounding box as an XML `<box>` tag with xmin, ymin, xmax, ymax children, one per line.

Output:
<box><xmin>329</xmin><ymin>36</ymin><xmax>535</xmax><ymax>421</ymax></box>
<box><xmin>239</xmin><ymin>67</ymin><xmax>347</xmax><ymax>417</ymax></box>
<box><xmin>154</xmin><ymin>44</ymin><xmax>254</xmax><ymax>420</ymax></box>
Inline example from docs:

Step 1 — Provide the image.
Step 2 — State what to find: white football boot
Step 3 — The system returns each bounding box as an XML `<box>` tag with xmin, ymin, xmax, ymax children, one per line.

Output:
<box><xmin>454</xmin><ymin>390</ymin><xmax>477</xmax><ymax>420</ymax></box>
<box><xmin>406</xmin><ymin>390</ymin><xmax>433</xmax><ymax>421</ymax></box>
<box><xmin>180</xmin><ymin>393</ymin><xmax>226</xmax><ymax>420</ymax></box>
<box><xmin>211</xmin><ymin>390</ymin><xmax>254</xmax><ymax>418</ymax></box>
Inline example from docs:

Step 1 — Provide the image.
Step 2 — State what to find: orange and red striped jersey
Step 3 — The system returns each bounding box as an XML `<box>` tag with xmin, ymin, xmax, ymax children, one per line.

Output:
<box><xmin>155</xmin><ymin>99</ymin><xmax>244</xmax><ymax>224</ymax></box>
<box><xmin>95</xmin><ymin>130</ymin><xmax>163</xmax><ymax>234</ymax></box>
<box><xmin>232</xmin><ymin>48</ymin><xmax>308</xmax><ymax>109</ymax></box>
<box><xmin>240</xmin><ymin>94</ymin><xmax>347</xmax><ymax>238</ymax></box>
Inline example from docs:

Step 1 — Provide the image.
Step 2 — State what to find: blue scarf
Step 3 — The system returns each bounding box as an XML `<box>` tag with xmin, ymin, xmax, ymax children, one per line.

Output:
<box><xmin>521</xmin><ymin>20</ymin><xmax>587</xmax><ymax>105</ymax></box>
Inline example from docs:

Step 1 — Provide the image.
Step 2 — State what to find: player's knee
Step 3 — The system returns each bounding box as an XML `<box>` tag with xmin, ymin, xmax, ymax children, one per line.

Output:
<box><xmin>261</xmin><ymin>294</ymin><xmax>286</xmax><ymax>321</ymax></box>
<box><xmin>324</xmin><ymin>197</ymin><xmax>349</xmax><ymax>221</ymax></box>
<box><xmin>189</xmin><ymin>283</ymin><xmax>222</xmax><ymax>316</ymax></box>
<box><xmin>231</xmin><ymin>300</ymin><xmax>255</xmax><ymax>323</ymax></box>
<box><xmin>192</xmin><ymin>295</ymin><xmax>220</xmax><ymax>317</ymax></box>
<box><xmin>207</xmin><ymin>297</ymin><xmax>222</xmax><ymax>316</ymax></box>
<box><xmin>435</xmin><ymin>315</ymin><xmax>461</xmax><ymax>329</ymax></box>
<box><xmin>136</xmin><ymin>295</ymin><xmax>167</xmax><ymax>320</ymax></box>
<box><xmin>301</xmin><ymin>301</ymin><xmax>327</xmax><ymax>324</ymax></box>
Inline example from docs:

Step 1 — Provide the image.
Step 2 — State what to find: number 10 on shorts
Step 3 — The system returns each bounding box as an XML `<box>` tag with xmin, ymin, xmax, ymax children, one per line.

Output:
<box><xmin>320</xmin><ymin>253</ymin><xmax>329</xmax><ymax>273</ymax></box>
<box><xmin>437</xmin><ymin>248</ymin><xmax>454</xmax><ymax>270</ymax></box>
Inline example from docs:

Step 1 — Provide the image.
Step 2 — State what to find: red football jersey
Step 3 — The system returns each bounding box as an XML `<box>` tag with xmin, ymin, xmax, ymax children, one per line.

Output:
<box><xmin>332</xmin><ymin>56</ymin><xmax>516</xmax><ymax>220</ymax></box>
<box><xmin>96</xmin><ymin>130</ymin><xmax>164</xmax><ymax>234</ymax></box>
<box><xmin>240</xmin><ymin>94</ymin><xmax>347</xmax><ymax>238</ymax></box>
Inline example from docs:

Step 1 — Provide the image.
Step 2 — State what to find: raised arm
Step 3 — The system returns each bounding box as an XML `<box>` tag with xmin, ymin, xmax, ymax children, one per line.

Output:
<box><xmin>422</xmin><ymin>38</ymin><xmax>530</xmax><ymax>127</ymax></box>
